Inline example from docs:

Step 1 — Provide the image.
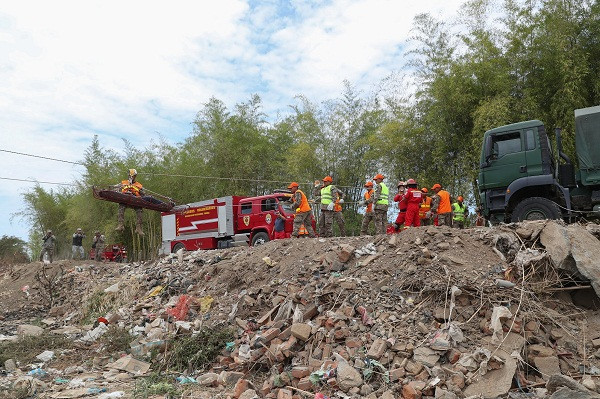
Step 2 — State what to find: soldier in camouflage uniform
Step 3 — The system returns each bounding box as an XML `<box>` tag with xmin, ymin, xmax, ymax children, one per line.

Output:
<box><xmin>93</xmin><ymin>231</ymin><xmax>106</xmax><ymax>261</ymax></box>
<box><xmin>313</xmin><ymin>176</ymin><xmax>344</xmax><ymax>237</ymax></box>
<box><xmin>39</xmin><ymin>230</ymin><xmax>56</xmax><ymax>263</ymax></box>
<box><xmin>371</xmin><ymin>174</ymin><xmax>390</xmax><ymax>235</ymax></box>
<box><xmin>288</xmin><ymin>182</ymin><xmax>316</xmax><ymax>238</ymax></box>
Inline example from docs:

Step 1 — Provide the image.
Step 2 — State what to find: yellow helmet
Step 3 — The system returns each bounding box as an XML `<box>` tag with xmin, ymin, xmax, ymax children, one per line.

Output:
<box><xmin>129</xmin><ymin>169</ymin><xmax>137</xmax><ymax>177</ymax></box>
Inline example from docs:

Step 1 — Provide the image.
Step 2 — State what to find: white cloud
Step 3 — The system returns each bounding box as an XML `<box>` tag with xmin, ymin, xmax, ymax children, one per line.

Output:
<box><xmin>0</xmin><ymin>0</ymin><xmax>464</xmax><ymax>240</ymax></box>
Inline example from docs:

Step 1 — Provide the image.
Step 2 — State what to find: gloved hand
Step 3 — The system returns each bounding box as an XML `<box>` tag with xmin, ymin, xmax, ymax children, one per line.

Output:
<box><xmin>296</xmin><ymin>208</ymin><xmax>300</xmax><ymax>213</ymax></box>
<box><xmin>338</xmin><ymin>199</ymin><xmax>344</xmax><ymax>204</ymax></box>
<box><xmin>326</xmin><ymin>203</ymin><xmax>334</xmax><ymax>211</ymax></box>
<box><xmin>359</xmin><ymin>201</ymin><xmax>366</xmax><ymax>206</ymax></box>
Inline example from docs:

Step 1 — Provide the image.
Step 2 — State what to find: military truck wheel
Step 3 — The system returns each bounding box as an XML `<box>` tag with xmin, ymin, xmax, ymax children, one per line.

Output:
<box><xmin>172</xmin><ymin>242</ymin><xmax>186</xmax><ymax>253</ymax></box>
<box><xmin>511</xmin><ymin>197</ymin><xmax>562</xmax><ymax>222</ymax></box>
<box><xmin>251</xmin><ymin>232</ymin><xmax>270</xmax><ymax>246</ymax></box>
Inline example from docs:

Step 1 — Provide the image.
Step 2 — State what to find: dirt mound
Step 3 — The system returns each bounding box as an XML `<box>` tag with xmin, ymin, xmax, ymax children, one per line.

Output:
<box><xmin>1</xmin><ymin>222</ymin><xmax>600</xmax><ymax>399</ymax></box>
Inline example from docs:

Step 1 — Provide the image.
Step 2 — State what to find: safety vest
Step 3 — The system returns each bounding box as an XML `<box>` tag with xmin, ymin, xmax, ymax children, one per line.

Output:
<box><xmin>437</xmin><ymin>190</ymin><xmax>452</xmax><ymax>213</ymax></box>
<box><xmin>376</xmin><ymin>183</ymin><xmax>389</xmax><ymax>205</ymax></box>
<box><xmin>452</xmin><ymin>202</ymin><xmax>466</xmax><ymax>222</ymax></box>
<box><xmin>121</xmin><ymin>180</ymin><xmax>143</xmax><ymax>197</ymax></box>
<box><xmin>299</xmin><ymin>224</ymin><xmax>308</xmax><ymax>235</ymax></box>
<box><xmin>321</xmin><ymin>185</ymin><xmax>333</xmax><ymax>205</ymax></box>
<box><xmin>296</xmin><ymin>189</ymin><xmax>311</xmax><ymax>213</ymax></box>
<box><xmin>419</xmin><ymin>196</ymin><xmax>432</xmax><ymax>219</ymax></box>
<box><xmin>364</xmin><ymin>189</ymin><xmax>374</xmax><ymax>213</ymax></box>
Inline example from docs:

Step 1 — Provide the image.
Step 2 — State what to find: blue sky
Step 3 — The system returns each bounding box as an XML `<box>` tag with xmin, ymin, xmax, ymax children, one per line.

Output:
<box><xmin>0</xmin><ymin>0</ymin><xmax>464</xmax><ymax>241</ymax></box>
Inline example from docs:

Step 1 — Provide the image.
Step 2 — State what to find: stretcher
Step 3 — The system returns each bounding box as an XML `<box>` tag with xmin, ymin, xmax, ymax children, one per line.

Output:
<box><xmin>92</xmin><ymin>186</ymin><xmax>175</xmax><ymax>212</ymax></box>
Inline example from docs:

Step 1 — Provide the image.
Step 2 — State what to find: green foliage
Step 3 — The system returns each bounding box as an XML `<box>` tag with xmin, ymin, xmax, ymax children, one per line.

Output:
<box><xmin>0</xmin><ymin>333</ymin><xmax>71</xmax><ymax>365</ymax></box>
<box><xmin>0</xmin><ymin>235</ymin><xmax>29</xmax><ymax>263</ymax></box>
<box><xmin>100</xmin><ymin>325</ymin><xmax>135</xmax><ymax>354</ymax></box>
<box><xmin>133</xmin><ymin>372</ymin><xmax>179</xmax><ymax>399</ymax></box>
<box><xmin>167</xmin><ymin>326</ymin><xmax>235</xmax><ymax>372</ymax></box>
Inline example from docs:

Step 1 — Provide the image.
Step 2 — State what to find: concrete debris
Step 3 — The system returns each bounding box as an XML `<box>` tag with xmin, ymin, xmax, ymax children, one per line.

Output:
<box><xmin>1</xmin><ymin>221</ymin><xmax>600</xmax><ymax>398</ymax></box>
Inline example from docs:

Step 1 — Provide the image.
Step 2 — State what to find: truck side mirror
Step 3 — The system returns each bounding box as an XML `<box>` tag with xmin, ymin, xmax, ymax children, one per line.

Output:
<box><xmin>482</xmin><ymin>135</ymin><xmax>493</xmax><ymax>166</ymax></box>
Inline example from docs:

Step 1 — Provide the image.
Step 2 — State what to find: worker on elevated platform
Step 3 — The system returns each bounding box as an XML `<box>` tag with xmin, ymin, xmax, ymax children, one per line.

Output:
<box><xmin>116</xmin><ymin>169</ymin><xmax>144</xmax><ymax>235</ymax></box>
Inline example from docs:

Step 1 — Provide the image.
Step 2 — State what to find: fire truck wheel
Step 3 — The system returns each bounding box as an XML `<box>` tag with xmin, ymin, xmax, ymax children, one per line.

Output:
<box><xmin>251</xmin><ymin>232</ymin><xmax>270</xmax><ymax>246</ymax></box>
<box><xmin>172</xmin><ymin>242</ymin><xmax>186</xmax><ymax>253</ymax></box>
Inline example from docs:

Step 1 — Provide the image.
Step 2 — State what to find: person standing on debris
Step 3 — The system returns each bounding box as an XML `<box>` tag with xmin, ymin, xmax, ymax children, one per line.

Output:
<box><xmin>39</xmin><ymin>230</ymin><xmax>56</xmax><ymax>263</ymax></box>
<box><xmin>333</xmin><ymin>191</ymin><xmax>346</xmax><ymax>237</ymax></box>
<box><xmin>71</xmin><ymin>228</ymin><xmax>85</xmax><ymax>260</ymax></box>
<box><xmin>359</xmin><ymin>181</ymin><xmax>375</xmax><ymax>235</ymax></box>
<box><xmin>372</xmin><ymin>174</ymin><xmax>389</xmax><ymax>234</ymax></box>
<box><xmin>403</xmin><ymin>179</ymin><xmax>422</xmax><ymax>228</ymax></box>
<box><xmin>452</xmin><ymin>196</ymin><xmax>468</xmax><ymax>229</ymax></box>
<box><xmin>92</xmin><ymin>231</ymin><xmax>106</xmax><ymax>261</ymax></box>
<box><xmin>393</xmin><ymin>181</ymin><xmax>407</xmax><ymax>231</ymax></box>
<box><xmin>419</xmin><ymin>188</ymin><xmax>433</xmax><ymax>226</ymax></box>
<box><xmin>313</xmin><ymin>176</ymin><xmax>344</xmax><ymax>237</ymax></box>
<box><xmin>429</xmin><ymin>183</ymin><xmax>452</xmax><ymax>226</ymax></box>
<box><xmin>273</xmin><ymin>210</ymin><xmax>287</xmax><ymax>239</ymax></box>
<box><xmin>475</xmin><ymin>206</ymin><xmax>485</xmax><ymax>227</ymax></box>
<box><xmin>116</xmin><ymin>169</ymin><xmax>145</xmax><ymax>236</ymax></box>
<box><xmin>288</xmin><ymin>182</ymin><xmax>316</xmax><ymax>238</ymax></box>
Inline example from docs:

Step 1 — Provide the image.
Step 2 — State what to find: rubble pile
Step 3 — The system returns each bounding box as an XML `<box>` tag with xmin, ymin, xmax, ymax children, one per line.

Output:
<box><xmin>2</xmin><ymin>221</ymin><xmax>600</xmax><ymax>399</ymax></box>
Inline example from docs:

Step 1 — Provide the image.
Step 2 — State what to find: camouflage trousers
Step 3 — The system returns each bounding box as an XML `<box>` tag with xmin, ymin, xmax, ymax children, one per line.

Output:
<box><xmin>39</xmin><ymin>247</ymin><xmax>54</xmax><ymax>263</ymax></box>
<box><xmin>319</xmin><ymin>210</ymin><xmax>334</xmax><ymax>237</ymax></box>
<box><xmin>118</xmin><ymin>204</ymin><xmax>143</xmax><ymax>228</ymax></box>
<box><xmin>95</xmin><ymin>245</ymin><xmax>105</xmax><ymax>261</ymax></box>
<box><xmin>360</xmin><ymin>212</ymin><xmax>375</xmax><ymax>235</ymax></box>
<box><xmin>437</xmin><ymin>212</ymin><xmax>453</xmax><ymax>226</ymax></box>
<box><xmin>374</xmin><ymin>208</ymin><xmax>388</xmax><ymax>235</ymax></box>
<box><xmin>333</xmin><ymin>211</ymin><xmax>346</xmax><ymax>236</ymax></box>
<box><xmin>292</xmin><ymin>211</ymin><xmax>316</xmax><ymax>238</ymax></box>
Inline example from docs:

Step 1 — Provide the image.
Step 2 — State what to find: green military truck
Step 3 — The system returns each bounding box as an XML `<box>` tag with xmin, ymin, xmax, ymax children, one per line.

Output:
<box><xmin>478</xmin><ymin>105</ymin><xmax>600</xmax><ymax>224</ymax></box>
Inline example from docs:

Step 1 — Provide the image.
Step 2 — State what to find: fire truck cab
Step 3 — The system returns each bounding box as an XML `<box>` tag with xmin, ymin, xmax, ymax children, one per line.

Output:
<box><xmin>161</xmin><ymin>192</ymin><xmax>315</xmax><ymax>253</ymax></box>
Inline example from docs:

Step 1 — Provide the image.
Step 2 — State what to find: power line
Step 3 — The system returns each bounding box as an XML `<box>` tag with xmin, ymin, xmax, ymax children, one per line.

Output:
<box><xmin>0</xmin><ymin>149</ymin><xmax>84</xmax><ymax>166</ymax></box>
<box><xmin>0</xmin><ymin>176</ymin><xmax>77</xmax><ymax>186</ymax></box>
<box><xmin>0</xmin><ymin>147</ymin><xmax>369</xmax><ymax>189</ymax></box>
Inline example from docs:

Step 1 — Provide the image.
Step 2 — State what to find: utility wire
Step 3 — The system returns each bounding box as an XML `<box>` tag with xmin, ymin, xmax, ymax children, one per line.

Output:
<box><xmin>0</xmin><ymin>149</ymin><xmax>84</xmax><ymax>166</ymax></box>
<box><xmin>0</xmin><ymin>147</ymin><xmax>370</xmax><ymax>189</ymax></box>
<box><xmin>0</xmin><ymin>176</ymin><xmax>78</xmax><ymax>186</ymax></box>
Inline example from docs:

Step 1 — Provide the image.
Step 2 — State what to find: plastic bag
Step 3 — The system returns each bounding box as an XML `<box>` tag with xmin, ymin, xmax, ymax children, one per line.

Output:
<box><xmin>167</xmin><ymin>295</ymin><xmax>191</xmax><ymax>321</ymax></box>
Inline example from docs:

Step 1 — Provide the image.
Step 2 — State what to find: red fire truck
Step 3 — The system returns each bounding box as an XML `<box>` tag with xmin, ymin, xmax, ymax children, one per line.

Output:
<box><xmin>160</xmin><ymin>192</ymin><xmax>316</xmax><ymax>253</ymax></box>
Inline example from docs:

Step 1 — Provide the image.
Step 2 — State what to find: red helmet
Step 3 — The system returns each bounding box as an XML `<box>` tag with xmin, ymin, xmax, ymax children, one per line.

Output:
<box><xmin>457</xmin><ymin>195</ymin><xmax>464</xmax><ymax>201</ymax></box>
<box><xmin>406</xmin><ymin>178</ymin><xmax>417</xmax><ymax>185</ymax></box>
<box><xmin>374</xmin><ymin>173</ymin><xmax>385</xmax><ymax>180</ymax></box>
<box><xmin>397</xmin><ymin>181</ymin><xmax>406</xmax><ymax>188</ymax></box>
<box><xmin>322</xmin><ymin>176</ymin><xmax>333</xmax><ymax>183</ymax></box>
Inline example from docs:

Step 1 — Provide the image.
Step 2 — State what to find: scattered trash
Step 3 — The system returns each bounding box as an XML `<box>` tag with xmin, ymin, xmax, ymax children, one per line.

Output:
<box><xmin>176</xmin><ymin>376</ymin><xmax>197</xmax><ymax>384</ymax></box>
<box><xmin>35</xmin><ymin>350</ymin><xmax>55</xmax><ymax>362</ymax></box>
<box><xmin>262</xmin><ymin>256</ymin><xmax>276</xmax><ymax>266</ymax></box>
<box><xmin>167</xmin><ymin>295</ymin><xmax>191</xmax><ymax>321</ymax></box>
<box><xmin>199</xmin><ymin>295</ymin><xmax>214</xmax><ymax>313</ymax></box>
<box><xmin>495</xmin><ymin>279</ymin><xmax>516</xmax><ymax>288</ymax></box>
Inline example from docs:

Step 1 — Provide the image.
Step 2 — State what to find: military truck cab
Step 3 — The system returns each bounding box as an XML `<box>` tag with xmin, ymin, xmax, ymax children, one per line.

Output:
<box><xmin>478</xmin><ymin>106</ymin><xmax>600</xmax><ymax>223</ymax></box>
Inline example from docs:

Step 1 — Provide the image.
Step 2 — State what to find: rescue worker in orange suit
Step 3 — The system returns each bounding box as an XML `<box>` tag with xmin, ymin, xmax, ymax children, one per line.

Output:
<box><xmin>419</xmin><ymin>187</ymin><xmax>433</xmax><ymax>226</ymax></box>
<box><xmin>403</xmin><ymin>179</ymin><xmax>422</xmax><ymax>228</ymax></box>
<box><xmin>116</xmin><ymin>169</ymin><xmax>145</xmax><ymax>235</ymax></box>
<box><xmin>393</xmin><ymin>181</ymin><xmax>407</xmax><ymax>231</ymax></box>
<box><xmin>333</xmin><ymin>192</ymin><xmax>346</xmax><ymax>236</ymax></box>
<box><xmin>359</xmin><ymin>181</ymin><xmax>375</xmax><ymax>235</ymax></box>
<box><xmin>313</xmin><ymin>176</ymin><xmax>344</xmax><ymax>237</ymax></box>
<box><xmin>288</xmin><ymin>182</ymin><xmax>316</xmax><ymax>238</ymax></box>
<box><xmin>429</xmin><ymin>183</ymin><xmax>452</xmax><ymax>226</ymax></box>
<box><xmin>371</xmin><ymin>174</ymin><xmax>389</xmax><ymax>235</ymax></box>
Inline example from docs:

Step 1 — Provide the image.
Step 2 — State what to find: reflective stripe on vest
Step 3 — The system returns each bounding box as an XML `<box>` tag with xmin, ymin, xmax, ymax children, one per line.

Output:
<box><xmin>297</xmin><ymin>189</ymin><xmax>311</xmax><ymax>213</ymax></box>
<box><xmin>364</xmin><ymin>189</ymin><xmax>373</xmax><ymax>213</ymax></box>
<box><xmin>121</xmin><ymin>180</ymin><xmax>142</xmax><ymax>196</ymax></box>
<box><xmin>376</xmin><ymin>183</ymin><xmax>389</xmax><ymax>205</ymax></box>
<box><xmin>437</xmin><ymin>190</ymin><xmax>451</xmax><ymax>213</ymax></box>
<box><xmin>419</xmin><ymin>196</ymin><xmax>432</xmax><ymax>218</ymax></box>
<box><xmin>321</xmin><ymin>185</ymin><xmax>333</xmax><ymax>205</ymax></box>
<box><xmin>452</xmin><ymin>202</ymin><xmax>466</xmax><ymax>222</ymax></box>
